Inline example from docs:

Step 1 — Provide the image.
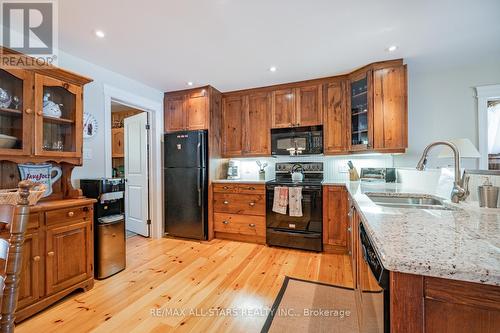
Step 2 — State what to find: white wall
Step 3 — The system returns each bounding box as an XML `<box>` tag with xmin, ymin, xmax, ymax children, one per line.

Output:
<box><xmin>394</xmin><ymin>58</ymin><xmax>500</xmax><ymax>168</ymax></box>
<box><xmin>56</xmin><ymin>51</ymin><xmax>163</xmax><ymax>182</ymax></box>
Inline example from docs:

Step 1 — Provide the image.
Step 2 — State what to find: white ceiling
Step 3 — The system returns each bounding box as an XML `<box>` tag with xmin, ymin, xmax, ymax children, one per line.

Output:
<box><xmin>59</xmin><ymin>0</ymin><xmax>500</xmax><ymax>92</ymax></box>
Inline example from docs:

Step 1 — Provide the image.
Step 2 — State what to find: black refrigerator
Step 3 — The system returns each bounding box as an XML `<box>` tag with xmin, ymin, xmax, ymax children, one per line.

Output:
<box><xmin>164</xmin><ymin>130</ymin><xmax>208</xmax><ymax>240</ymax></box>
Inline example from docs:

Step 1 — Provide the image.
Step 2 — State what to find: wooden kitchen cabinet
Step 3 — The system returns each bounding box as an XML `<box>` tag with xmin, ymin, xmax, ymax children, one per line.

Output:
<box><xmin>349</xmin><ymin>60</ymin><xmax>407</xmax><ymax>153</ymax></box>
<box><xmin>212</xmin><ymin>183</ymin><xmax>266</xmax><ymax>244</ymax></box>
<box><xmin>164</xmin><ymin>87</ymin><xmax>214</xmax><ymax>132</ymax></box>
<box><xmin>323</xmin><ymin>80</ymin><xmax>349</xmax><ymax>154</ymax></box>
<box><xmin>271</xmin><ymin>88</ymin><xmax>296</xmax><ymax>128</ymax></box>
<box><xmin>0</xmin><ymin>47</ymin><xmax>91</xmax><ymax>165</ymax></box>
<box><xmin>164</xmin><ymin>94</ymin><xmax>185</xmax><ymax>132</ymax></box>
<box><xmin>271</xmin><ymin>85</ymin><xmax>322</xmax><ymax>128</ymax></box>
<box><xmin>222</xmin><ymin>95</ymin><xmax>245</xmax><ymax>156</ymax></box>
<box><xmin>45</xmin><ymin>219</ymin><xmax>92</xmax><ymax>295</ymax></box>
<box><xmin>373</xmin><ymin>64</ymin><xmax>408</xmax><ymax>150</ymax></box>
<box><xmin>222</xmin><ymin>92</ymin><xmax>271</xmax><ymax>157</ymax></box>
<box><xmin>322</xmin><ymin>185</ymin><xmax>349</xmax><ymax>254</ymax></box>
<box><xmin>0</xmin><ymin>200</ymin><xmax>96</xmax><ymax>323</ymax></box>
<box><xmin>111</xmin><ymin>128</ymin><xmax>124</xmax><ymax>158</ymax></box>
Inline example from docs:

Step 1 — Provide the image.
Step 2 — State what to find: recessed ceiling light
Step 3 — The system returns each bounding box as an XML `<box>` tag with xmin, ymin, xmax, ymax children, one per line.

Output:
<box><xmin>269</xmin><ymin>66</ymin><xmax>277</xmax><ymax>72</ymax></box>
<box><xmin>187</xmin><ymin>81</ymin><xmax>194</xmax><ymax>86</ymax></box>
<box><xmin>95</xmin><ymin>30</ymin><xmax>105</xmax><ymax>38</ymax></box>
<box><xmin>387</xmin><ymin>45</ymin><xmax>398</xmax><ymax>52</ymax></box>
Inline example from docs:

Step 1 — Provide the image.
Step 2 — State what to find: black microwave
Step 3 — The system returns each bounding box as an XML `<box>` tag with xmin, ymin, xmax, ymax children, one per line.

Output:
<box><xmin>271</xmin><ymin>126</ymin><xmax>323</xmax><ymax>156</ymax></box>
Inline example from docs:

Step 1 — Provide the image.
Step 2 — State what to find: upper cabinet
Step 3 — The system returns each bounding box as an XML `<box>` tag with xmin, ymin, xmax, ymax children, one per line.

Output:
<box><xmin>372</xmin><ymin>65</ymin><xmax>407</xmax><ymax>151</ymax></box>
<box><xmin>323</xmin><ymin>80</ymin><xmax>349</xmax><ymax>154</ymax></box>
<box><xmin>164</xmin><ymin>87</ymin><xmax>210</xmax><ymax>132</ymax></box>
<box><xmin>222</xmin><ymin>92</ymin><xmax>271</xmax><ymax>157</ymax></box>
<box><xmin>348</xmin><ymin>60</ymin><xmax>407</xmax><ymax>153</ymax></box>
<box><xmin>0</xmin><ymin>48</ymin><xmax>92</xmax><ymax>165</ymax></box>
<box><xmin>34</xmin><ymin>74</ymin><xmax>83</xmax><ymax>159</ymax></box>
<box><xmin>0</xmin><ymin>68</ymin><xmax>33</xmax><ymax>156</ymax></box>
<box><xmin>271</xmin><ymin>85</ymin><xmax>322</xmax><ymax>128</ymax></box>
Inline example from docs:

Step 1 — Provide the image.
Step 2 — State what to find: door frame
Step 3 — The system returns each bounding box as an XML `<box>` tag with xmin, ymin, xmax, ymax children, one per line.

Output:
<box><xmin>103</xmin><ymin>84</ymin><xmax>163</xmax><ymax>238</ymax></box>
<box><xmin>475</xmin><ymin>84</ymin><xmax>500</xmax><ymax>170</ymax></box>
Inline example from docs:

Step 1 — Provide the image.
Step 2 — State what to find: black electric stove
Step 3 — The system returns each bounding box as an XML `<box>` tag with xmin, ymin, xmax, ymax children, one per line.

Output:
<box><xmin>266</xmin><ymin>162</ymin><xmax>323</xmax><ymax>251</ymax></box>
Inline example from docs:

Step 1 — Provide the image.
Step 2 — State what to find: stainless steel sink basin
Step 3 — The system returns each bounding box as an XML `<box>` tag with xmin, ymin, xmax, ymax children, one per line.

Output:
<box><xmin>365</xmin><ymin>193</ymin><xmax>456</xmax><ymax>210</ymax></box>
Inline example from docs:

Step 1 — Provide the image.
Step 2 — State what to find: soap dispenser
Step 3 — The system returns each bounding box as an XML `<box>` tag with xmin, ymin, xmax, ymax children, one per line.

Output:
<box><xmin>478</xmin><ymin>177</ymin><xmax>499</xmax><ymax>208</ymax></box>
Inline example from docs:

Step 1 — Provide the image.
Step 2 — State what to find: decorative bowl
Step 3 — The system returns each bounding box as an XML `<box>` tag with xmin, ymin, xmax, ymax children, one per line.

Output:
<box><xmin>0</xmin><ymin>133</ymin><xmax>17</xmax><ymax>149</ymax></box>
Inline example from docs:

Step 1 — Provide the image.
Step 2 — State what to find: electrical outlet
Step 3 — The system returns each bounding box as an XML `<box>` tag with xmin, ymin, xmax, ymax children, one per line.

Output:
<box><xmin>83</xmin><ymin>148</ymin><xmax>93</xmax><ymax>160</ymax></box>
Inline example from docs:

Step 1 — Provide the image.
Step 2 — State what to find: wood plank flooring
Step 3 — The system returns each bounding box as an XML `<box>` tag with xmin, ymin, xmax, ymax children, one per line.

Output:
<box><xmin>17</xmin><ymin>236</ymin><xmax>353</xmax><ymax>333</ymax></box>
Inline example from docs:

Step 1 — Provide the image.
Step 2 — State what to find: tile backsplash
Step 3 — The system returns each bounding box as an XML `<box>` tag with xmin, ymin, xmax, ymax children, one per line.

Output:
<box><xmin>223</xmin><ymin>154</ymin><xmax>394</xmax><ymax>181</ymax></box>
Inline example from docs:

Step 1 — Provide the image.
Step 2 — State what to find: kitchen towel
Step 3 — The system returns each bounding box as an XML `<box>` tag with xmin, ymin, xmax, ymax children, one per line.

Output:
<box><xmin>288</xmin><ymin>187</ymin><xmax>303</xmax><ymax>217</ymax></box>
<box><xmin>273</xmin><ymin>186</ymin><xmax>289</xmax><ymax>215</ymax></box>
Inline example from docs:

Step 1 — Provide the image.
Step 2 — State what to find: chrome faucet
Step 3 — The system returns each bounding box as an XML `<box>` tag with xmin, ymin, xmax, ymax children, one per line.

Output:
<box><xmin>416</xmin><ymin>141</ymin><xmax>467</xmax><ymax>203</ymax></box>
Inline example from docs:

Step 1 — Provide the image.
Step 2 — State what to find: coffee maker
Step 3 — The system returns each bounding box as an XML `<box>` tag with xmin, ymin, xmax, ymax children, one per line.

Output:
<box><xmin>227</xmin><ymin>160</ymin><xmax>241</xmax><ymax>179</ymax></box>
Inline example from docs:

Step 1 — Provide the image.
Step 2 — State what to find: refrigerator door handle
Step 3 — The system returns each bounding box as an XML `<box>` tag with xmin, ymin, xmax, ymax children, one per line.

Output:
<box><xmin>197</xmin><ymin>131</ymin><xmax>202</xmax><ymax>168</ymax></box>
<box><xmin>197</xmin><ymin>168</ymin><xmax>202</xmax><ymax>207</ymax></box>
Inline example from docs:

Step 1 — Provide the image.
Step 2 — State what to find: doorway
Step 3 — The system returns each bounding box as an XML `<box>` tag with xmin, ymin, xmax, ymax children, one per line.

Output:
<box><xmin>110</xmin><ymin>101</ymin><xmax>151</xmax><ymax>237</ymax></box>
<box><xmin>487</xmin><ymin>100</ymin><xmax>500</xmax><ymax>170</ymax></box>
<box><xmin>476</xmin><ymin>84</ymin><xmax>500</xmax><ymax>170</ymax></box>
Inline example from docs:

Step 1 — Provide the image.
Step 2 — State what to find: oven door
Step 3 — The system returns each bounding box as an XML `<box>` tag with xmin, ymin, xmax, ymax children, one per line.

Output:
<box><xmin>266</xmin><ymin>184</ymin><xmax>322</xmax><ymax>251</ymax></box>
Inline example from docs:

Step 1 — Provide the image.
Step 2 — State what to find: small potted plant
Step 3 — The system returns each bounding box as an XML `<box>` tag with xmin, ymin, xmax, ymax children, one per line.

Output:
<box><xmin>256</xmin><ymin>161</ymin><xmax>268</xmax><ymax>181</ymax></box>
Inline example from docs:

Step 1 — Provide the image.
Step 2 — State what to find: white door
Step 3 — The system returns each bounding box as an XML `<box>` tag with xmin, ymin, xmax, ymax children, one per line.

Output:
<box><xmin>124</xmin><ymin>112</ymin><xmax>150</xmax><ymax>236</ymax></box>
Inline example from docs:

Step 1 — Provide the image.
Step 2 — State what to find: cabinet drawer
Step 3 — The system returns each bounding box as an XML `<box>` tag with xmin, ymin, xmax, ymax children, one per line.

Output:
<box><xmin>214</xmin><ymin>213</ymin><xmax>265</xmax><ymax>237</ymax></box>
<box><xmin>213</xmin><ymin>193</ymin><xmax>265</xmax><ymax>216</ymax></box>
<box><xmin>28</xmin><ymin>212</ymin><xmax>41</xmax><ymax>229</ymax></box>
<box><xmin>213</xmin><ymin>183</ymin><xmax>265</xmax><ymax>194</ymax></box>
<box><xmin>45</xmin><ymin>205</ymin><xmax>91</xmax><ymax>225</ymax></box>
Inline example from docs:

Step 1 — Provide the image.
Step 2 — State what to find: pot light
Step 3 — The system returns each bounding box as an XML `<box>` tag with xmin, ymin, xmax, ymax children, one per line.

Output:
<box><xmin>387</xmin><ymin>45</ymin><xmax>398</xmax><ymax>52</ymax></box>
<box><xmin>187</xmin><ymin>81</ymin><xmax>194</xmax><ymax>86</ymax></box>
<box><xmin>95</xmin><ymin>30</ymin><xmax>105</xmax><ymax>38</ymax></box>
<box><xmin>269</xmin><ymin>66</ymin><xmax>277</xmax><ymax>72</ymax></box>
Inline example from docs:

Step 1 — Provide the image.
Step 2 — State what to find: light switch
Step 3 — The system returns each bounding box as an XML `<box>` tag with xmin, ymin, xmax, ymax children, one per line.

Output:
<box><xmin>83</xmin><ymin>148</ymin><xmax>93</xmax><ymax>160</ymax></box>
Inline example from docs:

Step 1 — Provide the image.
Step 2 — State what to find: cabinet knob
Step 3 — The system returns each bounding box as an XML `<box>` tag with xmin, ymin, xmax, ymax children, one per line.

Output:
<box><xmin>223</xmin><ymin>200</ymin><xmax>229</xmax><ymax>205</ymax></box>
<box><xmin>247</xmin><ymin>187</ymin><xmax>255</xmax><ymax>190</ymax></box>
<box><xmin>33</xmin><ymin>255</ymin><xmax>40</xmax><ymax>262</ymax></box>
<box><xmin>222</xmin><ymin>220</ymin><xmax>229</xmax><ymax>225</ymax></box>
<box><xmin>37</xmin><ymin>110</ymin><xmax>43</xmax><ymax>116</ymax></box>
<box><xmin>25</xmin><ymin>108</ymin><xmax>33</xmax><ymax>114</ymax></box>
<box><xmin>47</xmin><ymin>251</ymin><xmax>54</xmax><ymax>257</ymax></box>
<box><xmin>348</xmin><ymin>227</ymin><xmax>352</xmax><ymax>232</ymax></box>
<box><xmin>112</xmin><ymin>233</ymin><xmax>117</xmax><ymax>237</ymax></box>
<box><xmin>67</xmin><ymin>211</ymin><xmax>75</xmax><ymax>217</ymax></box>
<box><xmin>223</xmin><ymin>186</ymin><xmax>229</xmax><ymax>190</ymax></box>
<box><xmin>249</xmin><ymin>202</ymin><xmax>255</xmax><ymax>207</ymax></box>
<box><xmin>248</xmin><ymin>223</ymin><xmax>256</xmax><ymax>228</ymax></box>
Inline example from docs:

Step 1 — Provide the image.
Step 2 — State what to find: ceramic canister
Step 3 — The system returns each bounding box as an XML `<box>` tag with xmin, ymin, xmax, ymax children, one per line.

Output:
<box><xmin>18</xmin><ymin>163</ymin><xmax>62</xmax><ymax>197</ymax></box>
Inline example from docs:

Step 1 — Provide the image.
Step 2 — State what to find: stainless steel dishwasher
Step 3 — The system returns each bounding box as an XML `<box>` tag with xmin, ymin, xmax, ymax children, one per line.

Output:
<box><xmin>97</xmin><ymin>214</ymin><xmax>126</xmax><ymax>279</ymax></box>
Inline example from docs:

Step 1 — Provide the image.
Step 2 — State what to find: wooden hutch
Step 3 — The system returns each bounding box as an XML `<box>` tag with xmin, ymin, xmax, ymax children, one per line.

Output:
<box><xmin>0</xmin><ymin>47</ymin><xmax>96</xmax><ymax>321</ymax></box>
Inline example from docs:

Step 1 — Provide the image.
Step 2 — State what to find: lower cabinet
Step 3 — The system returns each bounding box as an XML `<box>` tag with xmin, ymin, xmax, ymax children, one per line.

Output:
<box><xmin>322</xmin><ymin>185</ymin><xmax>349</xmax><ymax>253</ymax></box>
<box><xmin>0</xmin><ymin>200</ymin><xmax>95</xmax><ymax>322</ymax></box>
<box><xmin>212</xmin><ymin>183</ymin><xmax>266</xmax><ymax>244</ymax></box>
<box><xmin>45</xmin><ymin>220</ymin><xmax>92</xmax><ymax>295</ymax></box>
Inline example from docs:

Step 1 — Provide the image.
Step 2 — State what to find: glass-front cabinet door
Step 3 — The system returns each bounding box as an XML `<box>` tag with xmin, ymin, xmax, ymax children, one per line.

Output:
<box><xmin>0</xmin><ymin>68</ymin><xmax>33</xmax><ymax>156</ymax></box>
<box><xmin>34</xmin><ymin>74</ymin><xmax>82</xmax><ymax>158</ymax></box>
<box><xmin>349</xmin><ymin>70</ymin><xmax>373</xmax><ymax>151</ymax></box>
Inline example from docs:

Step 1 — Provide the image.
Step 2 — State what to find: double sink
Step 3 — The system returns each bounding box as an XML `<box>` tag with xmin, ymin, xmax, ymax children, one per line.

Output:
<box><xmin>366</xmin><ymin>193</ymin><xmax>457</xmax><ymax>211</ymax></box>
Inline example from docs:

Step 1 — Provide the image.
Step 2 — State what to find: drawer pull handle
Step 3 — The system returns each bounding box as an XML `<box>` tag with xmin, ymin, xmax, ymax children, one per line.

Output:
<box><xmin>33</xmin><ymin>256</ymin><xmax>40</xmax><ymax>262</ymax></box>
<box><xmin>223</xmin><ymin>186</ymin><xmax>229</xmax><ymax>190</ymax></box>
<box><xmin>67</xmin><ymin>211</ymin><xmax>75</xmax><ymax>217</ymax></box>
<box><xmin>248</xmin><ymin>223</ymin><xmax>256</xmax><ymax>228</ymax></box>
<box><xmin>249</xmin><ymin>202</ymin><xmax>255</xmax><ymax>207</ymax></box>
<box><xmin>223</xmin><ymin>201</ymin><xmax>229</xmax><ymax>205</ymax></box>
<box><xmin>222</xmin><ymin>220</ymin><xmax>229</xmax><ymax>225</ymax></box>
<box><xmin>247</xmin><ymin>187</ymin><xmax>255</xmax><ymax>190</ymax></box>
<box><xmin>47</xmin><ymin>251</ymin><xmax>54</xmax><ymax>257</ymax></box>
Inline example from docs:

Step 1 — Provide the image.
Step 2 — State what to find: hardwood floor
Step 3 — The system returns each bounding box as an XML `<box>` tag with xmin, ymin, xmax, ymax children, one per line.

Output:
<box><xmin>17</xmin><ymin>236</ymin><xmax>353</xmax><ymax>333</ymax></box>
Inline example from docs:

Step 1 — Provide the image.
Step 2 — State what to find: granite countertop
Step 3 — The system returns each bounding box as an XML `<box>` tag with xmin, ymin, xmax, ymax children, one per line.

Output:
<box><xmin>325</xmin><ymin>180</ymin><xmax>500</xmax><ymax>286</ymax></box>
<box><xmin>212</xmin><ymin>179</ymin><xmax>267</xmax><ymax>184</ymax></box>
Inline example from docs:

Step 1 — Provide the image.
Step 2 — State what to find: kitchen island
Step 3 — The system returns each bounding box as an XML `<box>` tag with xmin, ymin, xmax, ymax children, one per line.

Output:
<box><xmin>325</xmin><ymin>180</ymin><xmax>500</xmax><ymax>332</ymax></box>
